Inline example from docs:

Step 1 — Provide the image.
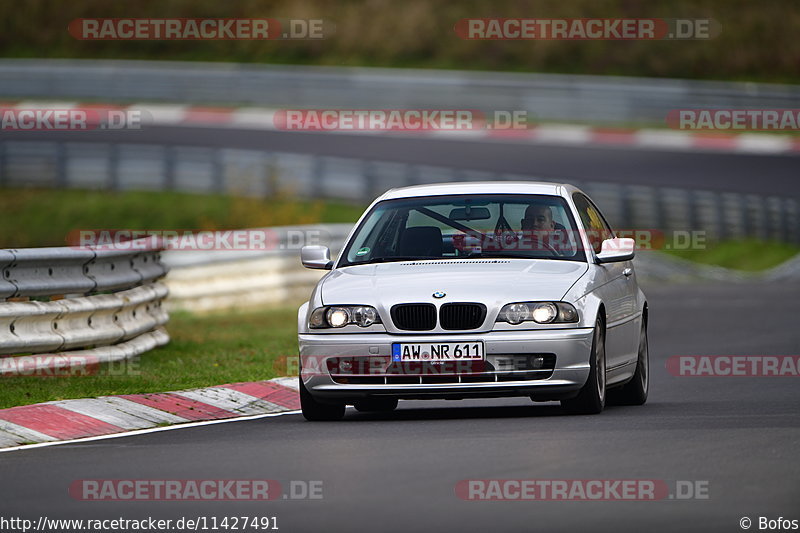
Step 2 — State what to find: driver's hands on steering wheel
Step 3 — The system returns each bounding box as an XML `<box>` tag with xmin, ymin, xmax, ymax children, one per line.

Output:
<box><xmin>523</xmin><ymin>231</ymin><xmax>562</xmax><ymax>257</ymax></box>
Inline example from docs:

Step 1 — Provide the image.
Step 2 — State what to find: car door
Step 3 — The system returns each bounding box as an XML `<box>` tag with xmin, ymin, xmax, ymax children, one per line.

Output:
<box><xmin>572</xmin><ymin>193</ymin><xmax>639</xmax><ymax>373</ymax></box>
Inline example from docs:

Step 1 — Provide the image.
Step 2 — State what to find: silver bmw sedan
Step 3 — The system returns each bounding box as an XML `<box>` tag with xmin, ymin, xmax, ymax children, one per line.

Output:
<box><xmin>297</xmin><ymin>182</ymin><xmax>648</xmax><ymax>420</ymax></box>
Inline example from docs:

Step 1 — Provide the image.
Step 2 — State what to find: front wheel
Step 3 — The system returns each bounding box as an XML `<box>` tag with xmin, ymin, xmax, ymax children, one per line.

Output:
<box><xmin>561</xmin><ymin>317</ymin><xmax>606</xmax><ymax>415</ymax></box>
<box><xmin>300</xmin><ymin>376</ymin><xmax>345</xmax><ymax>421</ymax></box>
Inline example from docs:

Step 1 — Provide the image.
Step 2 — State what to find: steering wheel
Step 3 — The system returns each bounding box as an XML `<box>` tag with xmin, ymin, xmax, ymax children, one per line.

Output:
<box><xmin>527</xmin><ymin>232</ymin><xmax>561</xmax><ymax>257</ymax></box>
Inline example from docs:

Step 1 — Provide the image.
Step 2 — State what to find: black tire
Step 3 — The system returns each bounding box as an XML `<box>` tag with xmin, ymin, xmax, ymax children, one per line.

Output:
<box><xmin>354</xmin><ymin>398</ymin><xmax>399</xmax><ymax>413</ymax></box>
<box><xmin>613</xmin><ymin>320</ymin><xmax>649</xmax><ymax>406</ymax></box>
<box><xmin>561</xmin><ymin>317</ymin><xmax>606</xmax><ymax>415</ymax></box>
<box><xmin>299</xmin><ymin>376</ymin><xmax>345</xmax><ymax>421</ymax></box>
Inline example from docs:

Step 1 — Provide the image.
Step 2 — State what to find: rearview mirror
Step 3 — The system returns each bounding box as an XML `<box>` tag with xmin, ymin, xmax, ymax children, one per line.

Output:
<box><xmin>595</xmin><ymin>238</ymin><xmax>635</xmax><ymax>263</ymax></box>
<box><xmin>449</xmin><ymin>207</ymin><xmax>491</xmax><ymax>221</ymax></box>
<box><xmin>301</xmin><ymin>245</ymin><xmax>333</xmax><ymax>270</ymax></box>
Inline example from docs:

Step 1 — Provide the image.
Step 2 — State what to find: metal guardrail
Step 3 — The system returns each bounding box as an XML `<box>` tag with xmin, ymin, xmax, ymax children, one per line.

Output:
<box><xmin>164</xmin><ymin>255</ymin><xmax>326</xmax><ymax>313</ymax></box>
<box><xmin>0</xmin><ymin>329</ymin><xmax>170</xmax><ymax>378</ymax></box>
<box><xmin>0</xmin><ymin>283</ymin><xmax>168</xmax><ymax>355</ymax></box>
<box><xmin>161</xmin><ymin>224</ymin><xmax>352</xmax><ymax>268</ymax></box>
<box><xmin>1</xmin><ymin>140</ymin><xmax>798</xmax><ymax>244</ymax></box>
<box><xmin>1</xmin><ymin>241</ymin><xmax>167</xmax><ymax>298</ymax></box>
<box><xmin>1</xmin><ymin>59</ymin><xmax>799</xmax><ymax>124</ymax></box>
<box><xmin>161</xmin><ymin>224</ymin><xmax>351</xmax><ymax>312</ymax></box>
<box><xmin>0</xmin><ymin>239</ymin><xmax>170</xmax><ymax>370</ymax></box>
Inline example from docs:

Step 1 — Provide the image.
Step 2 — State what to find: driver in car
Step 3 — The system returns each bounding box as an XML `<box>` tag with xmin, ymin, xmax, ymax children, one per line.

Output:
<box><xmin>521</xmin><ymin>204</ymin><xmax>574</xmax><ymax>255</ymax></box>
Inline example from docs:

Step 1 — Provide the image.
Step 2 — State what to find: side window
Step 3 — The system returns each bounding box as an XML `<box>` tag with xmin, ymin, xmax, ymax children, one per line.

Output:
<box><xmin>572</xmin><ymin>193</ymin><xmax>613</xmax><ymax>254</ymax></box>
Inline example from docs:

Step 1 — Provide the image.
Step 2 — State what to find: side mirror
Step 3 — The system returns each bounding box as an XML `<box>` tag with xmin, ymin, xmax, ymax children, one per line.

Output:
<box><xmin>301</xmin><ymin>245</ymin><xmax>333</xmax><ymax>270</ymax></box>
<box><xmin>595</xmin><ymin>237</ymin><xmax>635</xmax><ymax>263</ymax></box>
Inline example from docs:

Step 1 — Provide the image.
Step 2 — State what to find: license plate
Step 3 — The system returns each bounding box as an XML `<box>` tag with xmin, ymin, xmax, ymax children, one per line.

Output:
<box><xmin>392</xmin><ymin>342</ymin><xmax>484</xmax><ymax>363</ymax></box>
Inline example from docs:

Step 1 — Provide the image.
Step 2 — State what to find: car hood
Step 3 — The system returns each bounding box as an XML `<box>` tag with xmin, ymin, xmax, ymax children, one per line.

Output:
<box><xmin>321</xmin><ymin>259</ymin><xmax>588</xmax><ymax>307</ymax></box>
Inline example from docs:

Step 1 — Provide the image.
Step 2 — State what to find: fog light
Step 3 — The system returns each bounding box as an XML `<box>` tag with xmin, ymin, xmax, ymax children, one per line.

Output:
<box><xmin>529</xmin><ymin>355</ymin><xmax>545</xmax><ymax>369</ymax></box>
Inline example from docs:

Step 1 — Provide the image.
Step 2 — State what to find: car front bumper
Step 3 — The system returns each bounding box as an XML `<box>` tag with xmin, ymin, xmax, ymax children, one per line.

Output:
<box><xmin>298</xmin><ymin>327</ymin><xmax>594</xmax><ymax>401</ymax></box>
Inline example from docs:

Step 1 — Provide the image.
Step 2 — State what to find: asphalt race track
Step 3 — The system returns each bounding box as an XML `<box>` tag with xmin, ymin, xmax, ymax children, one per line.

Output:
<box><xmin>2</xmin><ymin>281</ymin><xmax>798</xmax><ymax>533</ymax></box>
<box><xmin>3</xmin><ymin>125</ymin><xmax>800</xmax><ymax>196</ymax></box>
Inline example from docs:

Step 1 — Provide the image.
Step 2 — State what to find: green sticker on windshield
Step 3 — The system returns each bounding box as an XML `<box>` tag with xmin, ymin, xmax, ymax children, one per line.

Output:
<box><xmin>356</xmin><ymin>247</ymin><xmax>370</xmax><ymax>256</ymax></box>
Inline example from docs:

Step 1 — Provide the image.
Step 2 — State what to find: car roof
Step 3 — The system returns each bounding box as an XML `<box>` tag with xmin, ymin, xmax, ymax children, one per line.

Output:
<box><xmin>377</xmin><ymin>181</ymin><xmax>577</xmax><ymax>201</ymax></box>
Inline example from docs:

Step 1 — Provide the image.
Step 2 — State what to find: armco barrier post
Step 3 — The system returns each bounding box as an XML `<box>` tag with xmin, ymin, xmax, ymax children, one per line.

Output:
<box><xmin>779</xmin><ymin>198</ymin><xmax>790</xmax><ymax>243</ymax></box>
<box><xmin>212</xmin><ymin>148</ymin><xmax>224</xmax><ymax>193</ymax></box>
<box><xmin>164</xmin><ymin>145</ymin><xmax>176</xmax><ymax>191</ymax></box>
<box><xmin>312</xmin><ymin>156</ymin><xmax>324</xmax><ymax>198</ymax></box>
<box><xmin>55</xmin><ymin>142</ymin><xmax>68</xmax><ymax>188</ymax></box>
<box><xmin>362</xmin><ymin>159</ymin><xmax>376</xmax><ymax>204</ymax></box>
<box><xmin>108</xmin><ymin>143</ymin><xmax>120</xmax><ymax>191</ymax></box>
<box><xmin>715</xmin><ymin>192</ymin><xmax>727</xmax><ymax>241</ymax></box>
<box><xmin>0</xmin><ymin>141</ymin><xmax>5</xmax><ymax>186</ymax></box>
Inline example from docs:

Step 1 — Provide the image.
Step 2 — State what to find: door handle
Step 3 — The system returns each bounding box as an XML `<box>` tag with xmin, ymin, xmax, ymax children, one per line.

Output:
<box><xmin>623</xmin><ymin>268</ymin><xmax>633</xmax><ymax>277</ymax></box>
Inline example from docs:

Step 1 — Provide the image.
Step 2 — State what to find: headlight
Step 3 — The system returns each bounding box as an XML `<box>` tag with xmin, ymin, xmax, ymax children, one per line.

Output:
<box><xmin>327</xmin><ymin>308</ymin><xmax>350</xmax><ymax>328</ymax></box>
<box><xmin>501</xmin><ymin>303</ymin><xmax>531</xmax><ymax>325</ymax></box>
<box><xmin>351</xmin><ymin>306</ymin><xmax>379</xmax><ymax>327</ymax></box>
<box><xmin>531</xmin><ymin>303</ymin><xmax>558</xmax><ymax>323</ymax></box>
<box><xmin>497</xmin><ymin>302</ymin><xmax>578</xmax><ymax>324</ymax></box>
<box><xmin>309</xmin><ymin>306</ymin><xmax>382</xmax><ymax>329</ymax></box>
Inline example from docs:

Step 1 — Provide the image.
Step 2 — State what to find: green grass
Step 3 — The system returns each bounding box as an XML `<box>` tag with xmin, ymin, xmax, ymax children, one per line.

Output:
<box><xmin>663</xmin><ymin>239</ymin><xmax>800</xmax><ymax>272</ymax></box>
<box><xmin>0</xmin><ymin>308</ymin><xmax>300</xmax><ymax>409</ymax></box>
<box><xmin>0</xmin><ymin>188</ymin><xmax>364</xmax><ymax>248</ymax></box>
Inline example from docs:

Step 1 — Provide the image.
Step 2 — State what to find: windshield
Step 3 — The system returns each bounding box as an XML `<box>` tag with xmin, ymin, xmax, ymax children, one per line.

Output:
<box><xmin>339</xmin><ymin>194</ymin><xmax>586</xmax><ymax>267</ymax></box>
